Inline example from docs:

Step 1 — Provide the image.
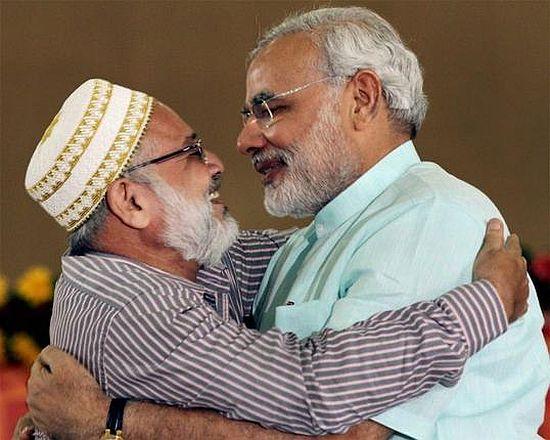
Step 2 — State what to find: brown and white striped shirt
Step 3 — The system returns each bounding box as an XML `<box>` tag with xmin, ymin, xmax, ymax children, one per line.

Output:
<box><xmin>49</xmin><ymin>230</ymin><xmax>507</xmax><ymax>435</ymax></box>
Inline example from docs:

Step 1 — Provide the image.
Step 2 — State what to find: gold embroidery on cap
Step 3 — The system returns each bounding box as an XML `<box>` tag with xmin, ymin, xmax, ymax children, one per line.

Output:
<box><xmin>56</xmin><ymin>92</ymin><xmax>154</xmax><ymax>231</ymax></box>
<box><xmin>27</xmin><ymin>79</ymin><xmax>113</xmax><ymax>202</ymax></box>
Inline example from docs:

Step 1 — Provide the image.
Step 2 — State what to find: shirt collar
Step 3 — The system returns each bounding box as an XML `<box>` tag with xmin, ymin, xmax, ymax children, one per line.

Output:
<box><xmin>314</xmin><ymin>140</ymin><xmax>420</xmax><ymax>236</ymax></box>
<box><xmin>62</xmin><ymin>252</ymin><xmax>230</xmax><ymax>318</ymax></box>
<box><xmin>62</xmin><ymin>251</ymin><xmax>206</xmax><ymax>292</ymax></box>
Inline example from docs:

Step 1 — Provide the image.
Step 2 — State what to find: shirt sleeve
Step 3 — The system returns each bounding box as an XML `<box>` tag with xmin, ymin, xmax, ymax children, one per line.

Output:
<box><xmin>231</xmin><ymin>229</ymin><xmax>295</xmax><ymax>317</ymax></box>
<box><xmin>102</xmin><ymin>279</ymin><xmax>507</xmax><ymax>435</ymax></box>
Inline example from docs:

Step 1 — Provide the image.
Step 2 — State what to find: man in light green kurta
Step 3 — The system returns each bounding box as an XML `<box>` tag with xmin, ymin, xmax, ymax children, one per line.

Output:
<box><xmin>252</xmin><ymin>141</ymin><xmax>548</xmax><ymax>439</ymax></box>
<box><xmin>237</xmin><ymin>7</ymin><xmax>549</xmax><ymax>440</ymax></box>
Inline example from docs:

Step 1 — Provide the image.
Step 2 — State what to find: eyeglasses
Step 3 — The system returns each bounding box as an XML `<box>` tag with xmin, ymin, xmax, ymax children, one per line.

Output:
<box><xmin>240</xmin><ymin>76</ymin><xmax>336</xmax><ymax>129</ymax></box>
<box><xmin>124</xmin><ymin>137</ymin><xmax>204</xmax><ymax>173</ymax></box>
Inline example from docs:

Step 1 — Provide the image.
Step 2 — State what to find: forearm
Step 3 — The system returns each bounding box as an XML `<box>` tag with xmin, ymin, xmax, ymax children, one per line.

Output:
<box><xmin>29</xmin><ymin>281</ymin><xmax>504</xmax><ymax>438</ymax></box>
<box><xmin>124</xmin><ymin>403</ymin><xmax>392</xmax><ymax>440</ymax></box>
<box><xmin>124</xmin><ymin>404</ymin><xmax>305</xmax><ymax>439</ymax></box>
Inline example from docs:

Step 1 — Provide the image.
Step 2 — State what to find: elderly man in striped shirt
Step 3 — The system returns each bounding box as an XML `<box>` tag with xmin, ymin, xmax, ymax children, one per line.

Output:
<box><xmin>19</xmin><ymin>72</ymin><xmax>530</xmax><ymax>440</ymax></box>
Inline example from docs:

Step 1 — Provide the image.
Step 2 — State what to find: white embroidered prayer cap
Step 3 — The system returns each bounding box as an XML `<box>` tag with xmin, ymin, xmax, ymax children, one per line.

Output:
<box><xmin>25</xmin><ymin>78</ymin><xmax>154</xmax><ymax>231</ymax></box>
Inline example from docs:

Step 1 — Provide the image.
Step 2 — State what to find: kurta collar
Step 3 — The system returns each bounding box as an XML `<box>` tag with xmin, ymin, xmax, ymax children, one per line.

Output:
<box><xmin>313</xmin><ymin>141</ymin><xmax>420</xmax><ymax>236</ymax></box>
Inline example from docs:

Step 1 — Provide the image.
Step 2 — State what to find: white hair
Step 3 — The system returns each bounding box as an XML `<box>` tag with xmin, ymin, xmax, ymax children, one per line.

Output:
<box><xmin>149</xmin><ymin>175</ymin><xmax>239</xmax><ymax>267</ymax></box>
<box><xmin>250</xmin><ymin>7</ymin><xmax>427</xmax><ymax>137</ymax></box>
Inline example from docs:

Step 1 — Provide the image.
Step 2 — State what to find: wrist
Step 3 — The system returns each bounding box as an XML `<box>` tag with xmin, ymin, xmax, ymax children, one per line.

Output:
<box><xmin>484</xmin><ymin>278</ymin><xmax>512</xmax><ymax>321</ymax></box>
<box><xmin>102</xmin><ymin>398</ymin><xmax>128</xmax><ymax>439</ymax></box>
<box><xmin>87</xmin><ymin>396</ymin><xmax>111</xmax><ymax>440</ymax></box>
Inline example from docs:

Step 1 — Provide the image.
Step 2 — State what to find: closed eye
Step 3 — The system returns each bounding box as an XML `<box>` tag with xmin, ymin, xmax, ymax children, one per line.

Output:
<box><xmin>268</xmin><ymin>104</ymin><xmax>286</xmax><ymax>114</ymax></box>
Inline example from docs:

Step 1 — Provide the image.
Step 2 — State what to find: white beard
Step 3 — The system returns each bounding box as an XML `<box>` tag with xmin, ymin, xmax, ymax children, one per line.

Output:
<box><xmin>260</xmin><ymin>98</ymin><xmax>360</xmax><ymax>218</ymax></box>
<box><xmin>150</xmin><ymin>178</ymin><xmax>239</xmax><ymax>267</ymax></box>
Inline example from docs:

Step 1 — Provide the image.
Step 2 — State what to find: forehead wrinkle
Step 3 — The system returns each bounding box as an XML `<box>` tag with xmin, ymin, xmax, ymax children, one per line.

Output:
<box><xmin>252</xmin><ymin>34</ymin><xmax>321</xmax><ymax>76</ymax></box>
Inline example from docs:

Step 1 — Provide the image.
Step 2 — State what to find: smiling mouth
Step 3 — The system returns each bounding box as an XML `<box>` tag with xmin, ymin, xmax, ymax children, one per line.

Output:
<box><xmin>207</xmin><ymin>173</ymin><xmax>222</xmax><ymax>201</ymax></box>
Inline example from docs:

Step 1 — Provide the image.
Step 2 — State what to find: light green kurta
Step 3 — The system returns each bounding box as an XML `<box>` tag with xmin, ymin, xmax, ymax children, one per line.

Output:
<box><xmin>253</xmin><ymin>141</ymin><xmax>549</xmax><ymax>439</ymax></box>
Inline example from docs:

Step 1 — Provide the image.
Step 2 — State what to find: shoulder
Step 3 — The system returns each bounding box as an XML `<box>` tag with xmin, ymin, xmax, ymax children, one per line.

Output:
<box><xmin>63</xmin><ymin>253</ymin><xmax>204</xmax><ymax>314</ymax></box>
<box><xmin>236</xmin><ymin>228</ymin><xmax>298</xmax><ymax>246</ymax></box>
<box><xmin>226</xmin><ymin>228</ymin><xmax>299</xmax><ymax>259</ymax></box>
<box><xmin>372</xmin><ymin>162</ymin><xmax>503</xmax><ymax>226</ymax></box>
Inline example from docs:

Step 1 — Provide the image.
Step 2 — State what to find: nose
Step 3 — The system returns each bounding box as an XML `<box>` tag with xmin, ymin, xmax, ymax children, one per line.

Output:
<box><xmin>204</xmin><ymin>149</ymin><xmax>224</xmax><ymax>175</ymax></box>
<box><xmin>236</xmin><ymin>120</ymin><xmax>268</xmax><ymax>157</ymax></box>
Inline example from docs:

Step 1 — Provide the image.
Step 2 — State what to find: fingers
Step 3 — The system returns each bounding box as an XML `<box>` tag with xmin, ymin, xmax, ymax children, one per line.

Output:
<box><xmin>36</xmin><ymin>345</ymin><xmax>73</xmax><ymax>376</ymax></box>
<box><xmin>481</xmin><ymin>218</ymin><xmax>504</xmax><ymax>251</ymax></box>
<box><xmin>504</xmin><ymin>233</ymin><xmax>522</xmax><ymax>257</ymax></box>
<box><xmin>29</xmin><ymin>357</ymin><xmax>42</xmax><ymax>379</ymax></box>
<box><xmin>11</xmin><ymin>413</ymin><xmax>34</xmax><ymax>440</ymax></box>
<box><xmin>30</xmin><ymin>350</ymin><xmax>53</xmax><ymax>380</ymax></box>
<box><xmin>38</xmin><ymin>345</ymin><xmax>64</xmax><ymax>365</ymax></box>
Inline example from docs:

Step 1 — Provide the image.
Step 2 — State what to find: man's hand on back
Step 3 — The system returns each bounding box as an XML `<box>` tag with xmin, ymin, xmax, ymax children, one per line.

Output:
<box><xmin>473</xmin><ymin>218</ymin><xmax>529</xmax><ymax>323</ymax></box>
<box><xmin>26</xmin><ymin>346</ymin><xmax>109</xmax><ymax>440</ymax></box>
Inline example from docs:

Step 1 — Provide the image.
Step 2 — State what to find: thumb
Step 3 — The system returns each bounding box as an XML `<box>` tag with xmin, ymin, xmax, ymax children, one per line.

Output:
<box><xmin>37</xmin><ymin>346</ymin><xmax>70</xmax><ymax>375</ymax></box>
<box><xmin>481</xmin><ymin>218</ymin><xmax>504</xmax><ymax>252</ymax></box>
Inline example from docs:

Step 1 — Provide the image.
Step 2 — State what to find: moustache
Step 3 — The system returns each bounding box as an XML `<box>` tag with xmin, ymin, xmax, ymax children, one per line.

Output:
<box><xmin>251</xmin><ymin>148</ymin><xmax>294</xmax><ymax>168</ymax></box>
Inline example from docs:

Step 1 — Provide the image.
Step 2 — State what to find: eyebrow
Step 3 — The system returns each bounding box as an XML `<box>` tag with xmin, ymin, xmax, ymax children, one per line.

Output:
<box><xmin>171</xmin><ymin>132</ymin><xmax>199</xmax><ymax>150</ymax></box>
<box><xmin>180</xmin><ymin>132</ymin><xmax>198</xmax><ymax>144</ymax></box>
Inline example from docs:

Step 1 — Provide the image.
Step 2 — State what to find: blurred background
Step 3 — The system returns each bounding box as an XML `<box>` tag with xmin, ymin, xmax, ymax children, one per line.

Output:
<box><xmin>0</xmin><ymin>0</ymin><xmax>549</xmax><ymax>438</ymax></box>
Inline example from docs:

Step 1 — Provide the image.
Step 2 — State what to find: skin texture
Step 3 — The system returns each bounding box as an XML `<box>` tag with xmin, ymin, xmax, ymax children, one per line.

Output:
<box><xmin>474</xmin><ymin>220</ymin><xmax>528</xmax><ymax>321</ymax></box>
<box><xmin>17</xmin><ymin>219</ymin><xmax>528</xmax><ymax>440</ymax></box>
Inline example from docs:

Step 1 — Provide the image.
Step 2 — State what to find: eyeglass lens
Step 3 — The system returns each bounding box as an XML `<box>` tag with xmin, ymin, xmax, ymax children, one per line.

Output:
<box><xmin>240</xmin><ymin>101</ymin><xmax>275</xmax><ymax>128</ymax></box>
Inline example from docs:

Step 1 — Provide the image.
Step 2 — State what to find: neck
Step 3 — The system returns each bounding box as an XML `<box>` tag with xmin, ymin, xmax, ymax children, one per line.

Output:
<box><xmin>355</xmin><ymin>130</ymin><xmax>410</xmax><ymax>175</ymax></box>
<box><xmin>129</xmin><ymin>246</ymin><xmax>199</xmax><ymax>280</ymax></box>
<box><xmin>95</xmin><ymin>226</ymin><xmax>199</xmax><ymax>281</ymax></box>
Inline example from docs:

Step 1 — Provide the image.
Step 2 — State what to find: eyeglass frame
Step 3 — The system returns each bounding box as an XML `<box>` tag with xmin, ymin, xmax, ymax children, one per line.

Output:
<box><xmin>124</xmin><ymin>137</ymin><xmax>205</xmax><ymax>174</ymax></box>
<box><xmin>240</xmin><ymin>76</ymin><xmax>339</xmax><ymax>129</ymax></box>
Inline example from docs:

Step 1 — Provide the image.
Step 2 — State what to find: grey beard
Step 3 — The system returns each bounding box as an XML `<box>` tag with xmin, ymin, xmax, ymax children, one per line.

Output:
<box><xmin>150</xmin><ymin>178</ymin><xmax>239</xmax><ymax>267</ymax></box>
<box><xmin>261</xmin><ymin>102</ymin><xmax>360</xmax><ymax>218</ymax></box>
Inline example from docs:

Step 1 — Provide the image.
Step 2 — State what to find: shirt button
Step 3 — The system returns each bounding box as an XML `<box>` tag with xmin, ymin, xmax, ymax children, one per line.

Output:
<box><xmin>286</xmin><ymin>301</ymin><xmax>295</xmax><ymax>306</ymax></box>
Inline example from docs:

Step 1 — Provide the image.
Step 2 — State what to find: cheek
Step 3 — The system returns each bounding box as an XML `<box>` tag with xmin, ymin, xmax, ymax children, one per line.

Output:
<box><xmin>267</xmin><ymin>106</ymin><xmax>322</xmax><ymax>148</ymax></box>
<box><xmin>143</xmin><ymin>203</ymin><xmax>168</xmax><ymax>246</ymax></box>
<box><xmin>266</xmin><ymin>124</ymin><xmax>301</xmax><ymax>150</ymax></box>
<box><xmin>165</xmin><ymin>162</ymin><xmax>210</xmax><ymax>193</ymax></box>
<box><xmin>181</xmin><ymin>171</ymin><xmax>211</xmax><ymax>198</ymax></box>
<box><xmin>148</xmin><ymin>197</ymin><xmax>167</xmax><ymax>226</ymax></box>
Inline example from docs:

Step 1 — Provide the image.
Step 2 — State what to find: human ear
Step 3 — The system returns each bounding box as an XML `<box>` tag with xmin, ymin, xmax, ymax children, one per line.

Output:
<box><xmin>105</xmin><ymin>178</ymin><xmax>152</xmax><ymax>229</ymax></box>
<box><xmin>350</xmin><ymin>70</ymin><xmax>383</xmax><ymax>128</ymax></box>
